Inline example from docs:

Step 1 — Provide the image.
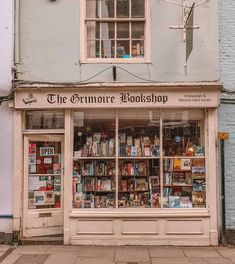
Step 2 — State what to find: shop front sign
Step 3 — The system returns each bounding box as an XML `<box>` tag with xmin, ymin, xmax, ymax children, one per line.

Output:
<box><xmin>15</xmin><ymin>89</ymin><xmax>219</xmax><ymax>109</ymax></box>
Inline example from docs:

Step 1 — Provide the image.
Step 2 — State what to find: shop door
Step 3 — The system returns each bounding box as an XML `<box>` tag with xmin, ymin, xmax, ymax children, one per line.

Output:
<box><xmin>23</xmin><ymin>135</ymin><xmax>64</xmax><ymax>237</ymax></box>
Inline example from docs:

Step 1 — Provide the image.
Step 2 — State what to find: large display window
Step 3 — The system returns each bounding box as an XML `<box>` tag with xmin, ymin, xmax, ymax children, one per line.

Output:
<box><xmin>72</xmin><ymin>109</ymin><xmax>206</xmax><ymax>209</ymax></box>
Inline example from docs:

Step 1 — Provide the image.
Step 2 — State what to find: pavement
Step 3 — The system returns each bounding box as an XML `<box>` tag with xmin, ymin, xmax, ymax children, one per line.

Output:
<box><xmin>1</xmin><ymin>244</ymin><xmax>235</xmax><ymax>264</ymax></box>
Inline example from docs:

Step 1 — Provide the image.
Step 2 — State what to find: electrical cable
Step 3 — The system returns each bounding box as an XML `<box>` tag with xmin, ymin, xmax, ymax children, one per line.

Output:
<box><xmin>158</xmin><ymin>0</ymin><xmax>209</xmax><ymax>8</ymax></box>
<box><xmin>116</xmin><ymin>66</ymin><xmax>159</xmax><ymax>83</ymax></box>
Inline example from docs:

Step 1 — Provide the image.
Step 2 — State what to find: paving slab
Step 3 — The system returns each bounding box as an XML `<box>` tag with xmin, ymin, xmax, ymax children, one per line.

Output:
<box><xmin>79</xmin><ymin>246</ymin><xmax>115</xmax><ymax>258</ymax></box>
<box><xmin>44</xmin><ymin>252</ymin><xmax>79</xmax><ymax>264</ymax></box>
<box><xmin>217</xmin><ymin>249</ymin><xmax>235</xmax><ymax>258</ymax></box>
<box><xmin>0</xmin><ymin>254</ymin><xmax>21</xmax><ymax>264</ymax></box>
<box><xmin>11</xmin><ymin>254</ymin><xmax>49</xmax><ymax>264</ymax></box>
<box><xmin>0</xmin><ymin>245</ymin><xmax>10</xmax><ymax>252</ymax></box>
<box><xmin>115</xmin><ymin>247</ymin><xmax>150</xmax><ymax>263</ymax></box>
<box><xmin>183</xmin><ymin>247</ymin><xmax>221</xmax><ymax>258</ymax></box>
<box><xmin>13</xmin><ymin>245</ymin><xmax>49</xmax><ymax>255</ymax></box>
<box><xmin>47</xmin><ymin>245</ymin><xmax>82</xmax><ymax>253</ymax></box>
<box><xmin>149</xmin><ymin>247</ymin><xmax>185</xmax><ymax>258</ymax></box>
<box><xmin>76</xmin><ymin>258</ymin><xmax>114</xmax><ymax>264</ymax></box>
<box><xmin>202</xmin><ymin>257</ymin><xmax>232</xmax><ymax>264</ymax></box>
<box><xmin>151</xmin><ymin>258</ymin><xmax>191</xmax><ymax>264</ymax></box>
<box><xmin>187</xmin><ymin>257</ymin><xmax>208</xmax><ymax>264</ymax></box>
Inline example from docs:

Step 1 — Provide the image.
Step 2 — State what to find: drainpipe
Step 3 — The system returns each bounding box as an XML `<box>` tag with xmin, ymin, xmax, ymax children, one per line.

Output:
<box><xmin>220</xmin><ymin>138</ymin><xmax>226</xmax><ymax>243</ymax></box>
<box><xmin>14</xmin><ymin>0</ymin><xmax>21</xmax><ymax>80</ymax></box>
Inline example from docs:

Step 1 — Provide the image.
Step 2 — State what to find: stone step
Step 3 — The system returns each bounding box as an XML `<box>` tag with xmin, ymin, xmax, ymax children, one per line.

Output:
<box><xmin>20</xmin><ymin>235</ymin><xmax>63</xmax><ymax>245</ymax></box>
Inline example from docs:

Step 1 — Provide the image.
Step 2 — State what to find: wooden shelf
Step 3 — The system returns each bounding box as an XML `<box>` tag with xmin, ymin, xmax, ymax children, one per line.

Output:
<box><xmin>163</xmin><ymin>184</ymin><xmax>192</xmax><ymax>187</ymax></box>
<box><xmin>73</xmin><ymin>157</ymin><xmax>115</xmax><ymax>160</ymax></box>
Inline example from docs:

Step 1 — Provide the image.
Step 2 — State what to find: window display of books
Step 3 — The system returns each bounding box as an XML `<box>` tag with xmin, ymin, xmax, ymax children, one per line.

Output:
<box><xmin>119</xmin><ymin>132</ymin><xmax>160</xmax><ymax>157</ymax></box>
<box><xmin>74</xmin><ymin>131</ymin><xmax>115</xmax><ymax>157</ymax></box>
<box><xmin>163</xmin><ymin>158</ymin><xmax>206</xmax><ymax>208</ymax></box>
<box><xmin>163</xmin><ymin>121</ymin><xmax>204</xmax><ymax>157</ymax></box>
<box><xmin>72</xmin><ymin>160</ymin><xmax>115</xmax><ymax>208</ymax></box>
<box><xmin>118</xmin><ymin>159</ymin><xmax>160</xmax><ymax>208</ymax></box>
<box><xmin>71</xmin><ymin>110</ymin><xmax>207</xmax><ymax>209</ymax></box>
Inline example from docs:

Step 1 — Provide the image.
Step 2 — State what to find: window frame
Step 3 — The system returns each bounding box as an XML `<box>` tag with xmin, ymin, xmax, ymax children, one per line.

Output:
<box><xmin>80</xmin><ymin>0</ymin><xmax>151</xmax><ymax>63</ymax></box>
<box><xmin>72</xmin><ymin>108</ymin><xmax>207</xmax><ymax>209</ymax></box>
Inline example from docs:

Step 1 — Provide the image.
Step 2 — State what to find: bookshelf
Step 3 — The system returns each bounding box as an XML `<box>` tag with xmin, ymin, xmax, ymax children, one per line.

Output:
<box><xmin>163</xmin><ymin>158</ymin><xmax>206</xmax><ymax>208</ymax></box>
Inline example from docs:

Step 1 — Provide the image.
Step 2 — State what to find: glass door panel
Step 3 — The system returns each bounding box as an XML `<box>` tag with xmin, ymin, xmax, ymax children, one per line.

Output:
<box><xmin>28</xmin><ymin>141</ymin><xmax>62</xmax><ymax>209</ymax></box>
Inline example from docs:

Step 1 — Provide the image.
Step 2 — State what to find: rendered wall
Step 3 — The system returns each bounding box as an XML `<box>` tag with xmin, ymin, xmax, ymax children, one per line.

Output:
<box><xmin>218</xmin><ymin>0</ymin><xmax>235</xmax><ymax>231</ymax></box>
<box><xmin>19</xmin><ymin>0</ymin><xmax>219</xmax><ymax>82</ymax></box>
<box><xmin>0</xmin><ymin>0</ymin><xmax>14</xmax><ymax>234</ymax></box>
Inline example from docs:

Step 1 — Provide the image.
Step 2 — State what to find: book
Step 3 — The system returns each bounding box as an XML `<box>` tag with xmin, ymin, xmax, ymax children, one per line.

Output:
<box><xmin>121</xmin><ymin>180</ymin><xmax>128</xmax><ymax>191</ymax></box>
<box><xmin>120</xmin><ymin>133</ymin><xmax>126</xmax><ymax>144</ymax></box>
<box><xmin>192</xmin><ymin>167</ymin><xmax>205</xmax><ymax>179</ymax></box>
<box><xmin>180</xmin><ymin>197</ymin><xmax>192</xmax><ymax>208</ymax></box>
<box><xmin>127</xmin><ymin>135</ymin><xmax>133</xmax><ymax>146</ymax></box>
<box><xmin>194</xmin><ymin>145</ymin><xmax>205</xmax><ymax>156</ymax></box>
<box><xmin>172</xmin><ymin>172</ymin><xmax>186</xmax><ymax>185</ymax></box>
<box><xmin>192</xmin><ymin>191</ymin><xmax>206</xmax><ymax>207</ymax></box>
<box><xmin>169</xmin><ymin>196</ymin><xmax>181</xmax><ymax>208</ymax></box>
<box><xmin>173</xmin><ymin>159</ymin><xmax>181</xmax><ymax>170</ymax></box>
<box><xmin>181</xmin><ymin>158</ymin><xmax>191</xmax><ymax>171</ymax></box>
<box><xmin>131</xmin><ymin>146</ymin><xmax>137</xmax><ymax>156</ymax></box>
<box><xmin>93</xmin><ymin>133</ymin><xmax>101</xmax><ymax>143</ymax></box>
<box><xmin>193</xmin><ymin>179</ymin><xmax>206</xmax><ymax>192</ymax></box>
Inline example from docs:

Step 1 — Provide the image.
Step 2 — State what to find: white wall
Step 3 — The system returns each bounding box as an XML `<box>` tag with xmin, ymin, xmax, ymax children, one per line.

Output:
<box><xmin>0</xmin><ymin>0</ymin><xmax>13</xmax><ymax>94</ymax></box>
<box><xmin>0</xmin><ymin>0</ymin><xmax>14</xmax><ymax>232</ymax></box>
<box><xmin>19</xmin><ymin>0</ymin><xmax>220</xmax><ymax>82</ymax></box>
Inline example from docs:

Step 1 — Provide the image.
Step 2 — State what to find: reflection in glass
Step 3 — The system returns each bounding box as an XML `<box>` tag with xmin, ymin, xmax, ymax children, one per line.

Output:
<box><xmin>87</xmin><ymin>40</ymin><xmax>100</xmax><ymax>58</ymax></box>
<box><xmin>101</xmin><ymin>22</ymin><xmax>114</xmax><ymax>39</ymax></box>
<box><xmin>131</xmin><ymin>22</ymin><xmax>145</xmax><ymax>38</ymax></box>
<box><xmin>132</xmin><ymin>40</ymin><xmax>144</xmax><ymax>58</ymax></box>
<box><xmin>86</xmin><ymin>0</ymin><xmax>99</xmax><ymax>18</ymax></box>
<box><xmin>117</xmin><ymin>0</ymin><xmax>129</xmax><ymax>17</ymax></box>
<box><xmin>117</xmin><ymin>22</ymin><xmax>129</xmax><ymax>38</ymax></box>
<box><xmin>101</xmin><ymin>0</ymin><xmax>114</xmax><ymax>18</ymax></box>
<box><xmin>101</xmin><ymin>40</ymin><xmax>115</xmax><ymax>58</ymax></box>
<box><xmin>87</xmin><ymin>21</ymin><xmax>100</xmax><ymax>39</ymax></box>
<box><xmin>25</xmin><ymin>110</ymin><xmax>64</xmax><ymax>129</ymax></box>
<box><xmin>116</xmin><ymin>40</ymin><xmax>130</xmax><ymax>58</ymax></box>
<box><xmin>131</xmin><ymin>0</ymin><xmax>145</xmax><ymax>17</ymax></box>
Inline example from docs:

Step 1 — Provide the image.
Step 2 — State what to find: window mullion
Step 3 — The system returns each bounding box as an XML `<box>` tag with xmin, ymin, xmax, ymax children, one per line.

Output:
<box><xmin>99</xmin><ymin>22</ymin><xmax>101</xmax><ymax>58</ymax></box>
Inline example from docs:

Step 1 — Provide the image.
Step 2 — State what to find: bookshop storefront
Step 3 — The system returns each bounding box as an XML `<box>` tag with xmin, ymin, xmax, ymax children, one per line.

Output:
<box><xmin>13</xmin><ymin>84</ymin><xmax>220</xmax><ymax>245</ymax></box>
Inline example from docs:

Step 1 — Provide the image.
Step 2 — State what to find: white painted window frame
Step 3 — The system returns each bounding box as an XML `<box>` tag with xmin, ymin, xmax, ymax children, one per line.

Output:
<box><xmin>80</xmin><ymin>0</ymin><xmax>151</xmax><ymax>63</ymax></box>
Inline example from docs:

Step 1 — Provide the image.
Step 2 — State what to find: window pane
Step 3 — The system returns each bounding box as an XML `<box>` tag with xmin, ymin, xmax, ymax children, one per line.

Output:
<box><xmin>73</xmin><ymin>110</ymin><xmax>116</xmax><ymax>157</ymax></box>
<box><xmin>28</xmin><ymin>141</ymin><xmax>62</xmax><ymax>209</ymax></box>
<box><xmin>117</xmin><ymin>0</ymin><xmax>129</xmax><ymax>18</ymax></box>
<box><xmin>87</xmin><ymin>40</ymin><xmax>100</xmax><ymax>58</ymax></box>
<box><xmin>73</xmin><ymin>110</ymin><xmax>116</xmax><ymax>209</ymax></box>
<box><xmin>163</xmin><ymin>110</ymin><xmax>204</xmax><ymax>157</ymax></box>
<box><xmin>118</xmin><ymin>109</ymin><xmax>160</xmax><ymax>208</ymax></box>
<box><xmin>25</xmin><ymin>110</ymin><xmax>64</xmax><ymax>129</ymax></box>
<box><xmin>116</xmin><ymin>40</ymin><xmax>130</xmax><ymax>58</ymax></box>
<box><xmin>86</xmin><ymin>0</ymin><xmax>99</xmax><ymax>18</ymax></box>
<box><xmin>101</xmin><ymin>0</ymin><xmax>114</xmax><ymax>18</ymax></box>
<box><xmin>101</xmin><ymin>40</ymin><xmax>115</xmax><ymax>58</ymax></box>
<box><xmin>163</xmin><ymin>158</ymin><xmax>206</xmax><ymax>208</ymax></box>
<box><xmin>131</xmin><ymin>22</ymin><xmax>144</xmax><ymax>38</ymax></box>
<box><xmin>87</xmin><ymin>21</ymin><xmax>100</xmax><ymax>39</ymax></box>
<box><xmin>117</xmin><ymin>22</ymin><xmax>129</xmax><ymax>38</ymax></box>
<box><xmin>101</xmin><ymin>22</ymin><xmax>114</xmax><ymax>39</ymax></box>
<box><xmin>131</xmin><ymin>0</ymin><xmax>145</xmax><ymax>17</ymax></box>
<box><xmin>132</xmin><ymin>40</ymin><xmax>144</xmax><ymax>58</ymax></box>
